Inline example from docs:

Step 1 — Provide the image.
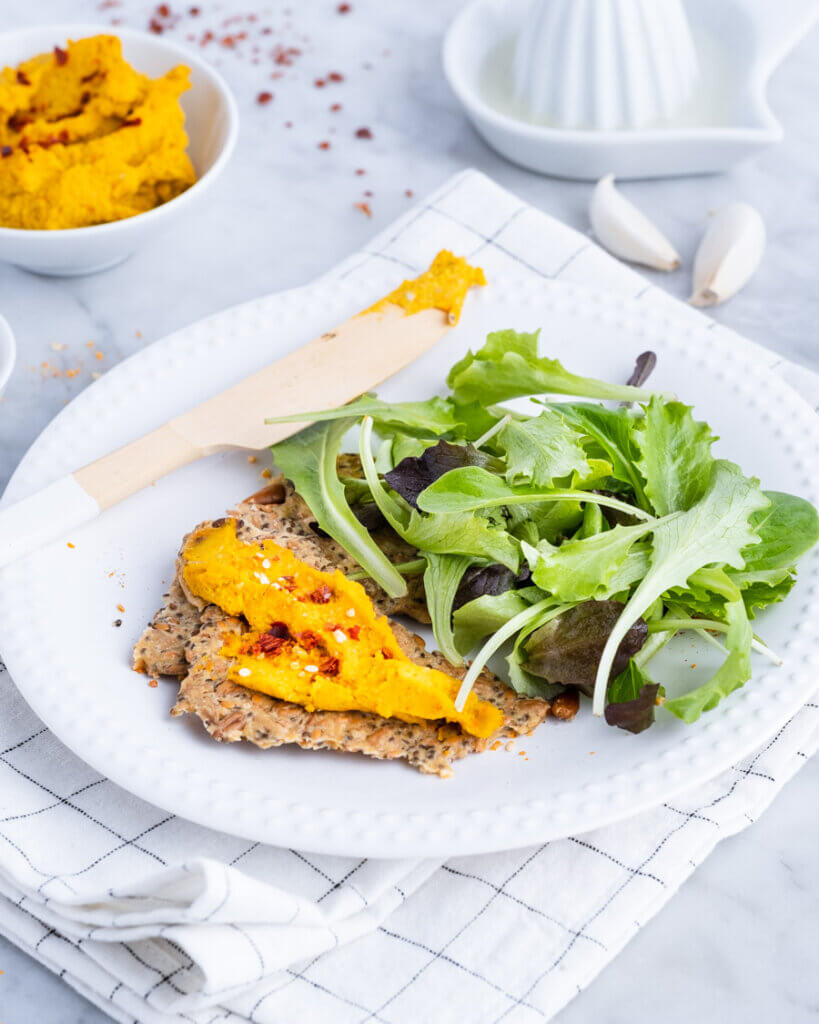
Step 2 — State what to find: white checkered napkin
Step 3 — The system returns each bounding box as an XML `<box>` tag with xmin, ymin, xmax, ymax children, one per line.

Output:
<box><xmin>0</xmin><ymin>169</ymin><xmax>818</xmax><ymax>1024</ymax></box>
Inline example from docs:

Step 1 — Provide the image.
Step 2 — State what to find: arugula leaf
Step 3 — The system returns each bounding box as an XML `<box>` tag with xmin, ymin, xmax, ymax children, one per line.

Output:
<box><xmin>266</xmin><ymin>394</ymin><xmax>460</xmax><ymax>435</ymax></box>
<box><xmin>447</xmin><ymin>329</ymin><xmax>658</xmax><ymax>406</ymax></box>
<box><xmin>422</xmin><ymin>553</ymin><xmax>475</xmax><ymax>666</ymax></box>
<box><xmin>663</xmin><ymin>573</ymin><xmax>753</xmax><ymax>722</ymax></box>
<box><xmin>740</xmin><ymin>491</ymin><xmax>819</xmax><ymax>572</ymax></box>
<box><xmin>497</xmin><ymin>408</ymin><xmax>589</xmax><ymax>489</ymax></box>
<box><xmin>558</xmin><ymin>403</ymin><xmax>647</xmax><ymax>505</ymax></box>
<box><xmin>271</xmin><ymin>419</ymin><xmax>408</xmax><ymax>598</ymax></box>
<box><xmin>453</xmin><ymin>589</ymin><xmax>535</xmax><ymax>654</ymax></box>
<box><xmin>384</xmin><ymin>440</ymin><xmax>499</xmax><ymax>508</ymax></box>
<box><xmin>416</xmin><ymin>466</ymin><xmax>655</xmax><ymax>522</ymax></box>
<box><xmin>605</xmin><ymin>661</ymin><xmax>660</xmax><ymax>734</ymax></box>
<box><xmin>521</xmin><ymin>522</ymin><xmax>654</xmax><ymax>603</ymax></box>
<box><xmin>633</xmin><ymin>397</ymin><xmax>716</xmax><ymax>515</ymax></box>
<box><xmin>592</xmin><ymin>460</ymin><xmax>769</xmax><ymax>715</ymax></box>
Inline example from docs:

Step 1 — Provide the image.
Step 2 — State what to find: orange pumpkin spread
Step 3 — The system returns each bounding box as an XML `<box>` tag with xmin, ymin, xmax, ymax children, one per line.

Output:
<box><xmin>364</xmin><ymin>250</ymin><xmax>486</xmax><ymax>324</ymax></box>
<box><xmin>181</xmin><ymin>520</ymin><xmax>503</xmax><ymax>738</ymax></box>
<box><xmin>0</xmin><ymin>34</ymin><xmax>196</xmax><ymax>229</ymax></box>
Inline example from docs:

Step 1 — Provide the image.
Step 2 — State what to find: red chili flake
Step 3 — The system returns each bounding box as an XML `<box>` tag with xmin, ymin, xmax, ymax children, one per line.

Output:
<box><xmin>355</xmin><ymin>126</ymin><xmax>373</xmax><ymax>139</ymax></box>
<box><xmin>318</xmin><ymin>140</ymin><xmax>330</xmax><ymax>150</ymax></box>
<box><xmin>278</xmin><ymin>575</ymin><xmax>297</xmax><ymax>592</ymax></box>
<box><xmin>314</xmin><ymin>78</ymin><xmax>326</xmax><ymax>88</ymax></box>
<box><xmin>98</xmin><ymin>0</ymin><xmax>121</xmax><ymax>8</ymax></box>
<box><xmin>347</xmin><ymin>625</ymin><xmax>361</xmax><ymax>640</ymax></box>
<box><xmin>267</xmin><ymin>621</ymin><xmax>291</xmax><ymax>639</ymax></box>
<box><xmin>54</xmin><ymin>46</ymin><xmax>69</xmax><ymax>66</ymax></box>
<box><xmin>16</xmin><ymin>70</ymin><xmax>31</xmax><ymax>86</ymax></box>
<box><xmin>363</xmin><ymin>189</ymin><xmax>373</xmax><ymax>196</ymax></box>
<box><xmin>328</xmin><ymin>71</ymin><xmax>344</xmax><ymax>82</ymax></box>
<box><xmin>308</xmin><ymin>584</ymin><xmax>333</xmax><ymax>604</ymax></box>
<box><xmin>157</xmin><ymin>2</ymin><xmax>171</xmax><ymax>15</ymax></box>
<box><xmin>201</xmin><ymin>29</ymin><xmax>214</xmax><ymax>44</ymax></box>
<box><xmin>249</xmin><ymin>634</ymin><xmax>287</xmax><ymax>656</ymax></box>
<box><xmin>81</xmin><ymin>91</ymin><xmax>91</xmax><ymax>105</ymax></box>
<box><xmin>58</xmin><ymin>129</ymin><xmax>69</xmax><ymax>143</ymax></box>
<box><xmin>354</xmin><ymin>201</ymin><xmax>371</xmax><ymax>217</ymax></box>
<box><xmin>256</xmin><ymin>91</ymin><xmax>273</xmax><ymax>104</ymax></box>
<box><xmin>337</xmin><ymin>2</ymin><xmax>351</xmax><ymax>11</ymax></box>
<box><xmin>81</xmin><ymin>69</ymin><xmax>101</xmax><ymax>83</ymax></box>
<box><xmin>120</xmin><ymin>117</ymin><xmax>142</xmax><ymax>128</ymax></box>
<box><xmin>355</xmin><ymin>168</ymin><xmax>366</xmax><ymax>175</ymax></box>
<box><xmin>221</xmin><ymin>35</ymin><xmax>237</xmax><ymax>47</ymax></box>
<box><xmin>273</xmin><ymin>45</ymin><xmax>301</xmax><ymax>65</ymax></box>
<box><xmin>261</xmin><ymin>26</ymin><xmax>272</xmax><ymax>34</ymax></box>
<box><xmin>381</xmin><ymin>647</ymin><xmax>393</xmax><ymax>659</ymax></box>
<box><xmin>319</xmin><ymin>657</ymin><xmax>340</xmax><ymax>676</ymax></box>
<box><xmin>149</xmin><ymin>17</ymin><xmax>164</xmax><ymax>32</ymax></box>
<box><xmin>189</xmin><ymin>4</ymin><xmax>201</xmax><ymax>13</ymax></box>
<box><xmin>7</xmin><ymin>113</ymin><xmax>31</xmax><ymax>133</ymax></box>
<box><xmin>299</xmin><ymin>630</ymin><xmax>321</xmax><ymax>650</ymax></box>
<box><xmin>19</xmin><ymin>136</ymin><xmax>30</xmax><ymax>154</ymax></box>
<box><xmin>1</xmin><ymin>146</ymin><xmax>12</xmax><ymax>158</ymax></box>
<box><xmin>330</xmin><ymin>102</ymin><xmax>342</xmax><ymax>112</ymax></box>
<box><xmin>325</xmin><ymin>623</ymin><xmax>342</xmax><ymax>632</ymax></box>
<box><xmin>405</xmin><ymin>189</ymin><xmax>414</xmax><ymax>197</ymax></box>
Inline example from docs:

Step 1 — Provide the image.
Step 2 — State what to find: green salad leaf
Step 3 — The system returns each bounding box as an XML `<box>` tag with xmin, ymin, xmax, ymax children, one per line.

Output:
<box><xmin>453</xmin><ymin>589</ymin><xmax>536</xmax><ymax>655</ymax></box>
<box><xmin>605</xmin><ymin>661</ymin><xmax>660</xmax><ymax>734</ymax></box>
<box><xmin>633</xmin><ymin>397</ymin><xmax>716</xmax><ymax>515</ymax></box>
<box><xmin>496</xmin><ymin>408</ymin><xmax>588</xmax><ymax>489</ymax></box>
<box><xmin>271</xmin><ymin>418</ymin><xmax>408</xmax><ymax>598</ymax></box>
<box><xmin>740</xmin><ymin>491</ymin><xmax>819</xmax><ymax>572</ymax></box>
<box><xmin>266</xmin><ymin>394</ymin><xmax>461</xmax><ymax>435</ymax></box>
<box><xmin>422</xmin><ymin>553</ymin><xmax>475</xmax><ymax>667</ymax></box>
<box><xmin>592</xmin><ymin>461</ymin><xmax>769</xmax><ymax>715</ymax></box>
<box><xmin>447</xmin><ymin>329</ymin><xmax>659</xmax><ymax>406</ymax></box>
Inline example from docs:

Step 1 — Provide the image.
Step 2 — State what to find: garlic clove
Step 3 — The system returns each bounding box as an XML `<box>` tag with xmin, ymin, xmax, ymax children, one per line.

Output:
<box><xmin>589</xmin><ymin>174</ymin><xmax>681</xmax><ymax>272</ymax></box>
<box><xmin>689</xmin><ymin>202</ymin><xmax>766</xmax><ymax>307</ymax></box>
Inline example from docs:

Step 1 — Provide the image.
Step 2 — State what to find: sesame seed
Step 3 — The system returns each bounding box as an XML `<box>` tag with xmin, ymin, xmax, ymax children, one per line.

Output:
<box><xmin>290</xmin><ymin>661</ymin><xmax>299</xmax><ymax>670</ymax></box>
<box><xmin>346</xmin><ymin>608</ymin><xmax>356</xmax><ymax>618</ymax></box>
<box><xmin>333</xmin><ymin>630</ymin><xmax>346</xmax><ymax>643</ymax></box>
<box><xmin>262</xmin><ymin>559</ymin><xmax>271</xmax><ymax>569</ymax></box>
<box><xmin>238</xmin><ymin>667</ymin><xmax>251</xmax><ymax>677</ymax></box>
<box><xmin>304</xmin><ymin>664</ymin><xmax>318</xmax><ymax>673</ymax></box>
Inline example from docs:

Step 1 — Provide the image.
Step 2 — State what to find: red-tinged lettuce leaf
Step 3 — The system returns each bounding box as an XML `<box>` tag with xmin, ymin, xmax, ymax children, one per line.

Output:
<box><xmin>626</xmin><ymin>351</ymin><xmax>657</xmax><ymax>388</ymax></box>
<box><xmin>605</xmin><ymin>661</ymin><xmax>660</xmax><ymax>734</ymax></box>
<box><xmin>452</xmin><ymin>562</ymin><xmax>532</xmax><ymax>611</ymax></box>
<box><xmin>384</xmin><ymin>440</ymin><xmax>499</xmax><ymax>508</ymax></box>
<box><xmin>521</xmin><ymin>600</ymin><xmax>648</xmax><ymax>697</ymax></box>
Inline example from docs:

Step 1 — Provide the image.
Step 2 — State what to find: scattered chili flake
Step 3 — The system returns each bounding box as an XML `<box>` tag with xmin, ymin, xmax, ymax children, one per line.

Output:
<box><xmin>355</xmin><ymin>126</ymin><xmax>373</xmax><ymax>139</ymax></box>
<box><xmin>284</xmin><ymin>120</ymin><xmax>293</xmax><ymax>128</ymax></box>
<box><xmin>381</xmin><ymin>647</ymin><xmax>393</xmax><ymax>659</ymax></box>
<box><xmin>95</xmin><ymin>351</ymin><xmax>104</xmax><ymax>361</ymax></box>
<box><xmin>309</xmin><ymin>584</ymin><xmax>333</xmax><ymax>604</ymax></box>
<box><xmin>299</xmin><ymin>630</ymin><xmax>321</xmax><ymax>650</ymax></box>
<box><xmin>116</xmin><ymin>603</ymin><xmax>125</xmax><ymax>613</ymax></box>
<box><xmin>354</xmin><ymin>201</ymin><xmax>371</xmax><ymax>217</ymax></box>
<box><xmin>278</xmin><ymin>575</ymin><xmax>297</xmax><ymax>591</ymax></box>
<box><xmin>348</xmin><ymin>625</ymin><xmax>361</xmax><ymax>640</ymax></box>
<box><xmin>16</xmin><ymin>70</ymin><xmax>31</xmax><ymax>86</ymax></box>
<box><xmin>7</xmin><ymin>113</ymin><xmax>32</xmax><ymax>133</ymax></box>
<box><xmin>54</xmin><ymin>46</ymin><xmax>69</xmax><ymax>66</ymax></box>
<box><xmin>81</xmin><ymin>69</ymin><xmax>101</xmax><ymax>83</ymax></box>
<box><xmin>80</xmin><ymin>90</ymin><xmax>91</xmax><ymax>105</ymax></box>
<box><xmin>330</xmin><ymin>102</ymin><xmax>342</xmax><ymax>112</ymax></box>
<box><xmin>273</xmin><ymin>45</ymin><xmax>301</xmax><ymax>66</ymax></box>
<box><xmin>67</xmin><ymin>542</ymin><xmax>75</xmax><ymax>549</ymax></box>
<box><xmin>337</xmin><ymin>2</ymin><xmax>351</xmax><ymax>11</ymax></box>
<box><xmin>189</xmin><ymin>4</ymin><xmax>200</xmax><ymax>13</ymax></box>
<box><xmin>247</xmin><ymin>454</ymin><xmax>258</xmax><ymax>463</ymax></box>
<box><xmin>328</xmin><ymin>71</ymin><xmax>343</xmax><ymax>82</ymax></box>
<box><xmin>58</xmin><ymin>129</ymin><xmax>69</xmax><ymax>144</ymax></box>
<box><xmin>148</xmin><ymin>679</ymin><xmax>159</xmax><ymax>688</ymax></box>
<box><xmin>120</xmin><ymin>117</ymin><xmax>142</xmax><ymax>128</ymax></box>
<box><xmin>405</xmin><ymin>189</ymin><xmax>414</xmax><ymax>197</ymax></box>
<box><xmin>314</xmin><ymin>78</ymin><xmax>326</xmax><ymax>88</ymax></box>
<box><xmin>157</xmin><ymin>2</ymin><xmax>171</xmax><ymax>15</ymax></box>
<box><xmin>318</xmin><ymin>140</ymin><xmax>330</xmax><ymax>150</ymax></box>
<box><xmin>149</xmin><ymin>17</ymin><xmax>164</xmax><ymax>32</ymax></box>
<box><xmin>320</xmin><ymin>656</ymin><xmax>340</xmax><ymax>676</ymax></box>
<box><xmin>268</xmin><ymin>622</ymin><xmax>291</xmax><ymax>639</ymax></box>
<box><xmin>249</xmin><ymin>633</ymin><xmax>288</xmax><ymax>656</ymax></box>
<box><xmin>1</xmin><ymin>146</ymin><xmax>11</xmax><ymax>158</ymax></box>
<box><xmin>355</xmin><ymin>168</ymin><xmax>365</xmax><ymax>175</ymax></box>
<box><xmin>260</xmin><ymin>468</ymin><xmax>272</xmax><ymax>479</ymax></box>
<box><xmin>363</xmin><ymin>189</ymin><xmax>372</xmax><ymax>196</ymax></box>
<box><xmin>257</xmin><ymin>91</ymin><xmax>273</xmax><ymax>104</ymax></box>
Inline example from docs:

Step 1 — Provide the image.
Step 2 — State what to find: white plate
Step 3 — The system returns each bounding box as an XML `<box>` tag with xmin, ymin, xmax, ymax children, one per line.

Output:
<box><xmin>1</xmin><ymin>273</ymin><xmax>818</xmax><ymax>858</ymax></box>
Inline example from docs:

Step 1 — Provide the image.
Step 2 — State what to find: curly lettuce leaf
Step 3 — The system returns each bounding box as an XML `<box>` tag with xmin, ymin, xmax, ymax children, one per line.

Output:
<box><xmin>633</xmin><ymin>397</ymin><xmax>717</xmax><ymax>515</ymax></box>
<box><xmin>557</xmin><ymin>403</ymin><xmax>647</xmax><ymax>505</ymax></box>
<box><xmin>592</xmin><ymin>460</ymin><xmax>769</xmax><ymax>715</ymax></box>
<box><xmin>497</xmin><ymin>408</ymin><xmax>589</xmax><ymax>489</ymax></box>
<box><xmin>271</xmin><ymin>419</ymin><xmax>408</xmax><ymax>598</ymax></box>
<box><xmin>740</xmin><ymin>491</ymin><xmax>819</xmax><ymax>572</ymax></box>
<box><xmin>447</xmin><ymin>329</ymin><xmax>658</xmax><ymax>406</ymax></box>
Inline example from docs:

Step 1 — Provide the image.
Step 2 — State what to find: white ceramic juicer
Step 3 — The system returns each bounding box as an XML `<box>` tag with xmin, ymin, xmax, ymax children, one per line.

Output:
<box><xmin>512</xmin><ymin>0</ymin><xmax>700</xmax><ymax>129</ymax></box>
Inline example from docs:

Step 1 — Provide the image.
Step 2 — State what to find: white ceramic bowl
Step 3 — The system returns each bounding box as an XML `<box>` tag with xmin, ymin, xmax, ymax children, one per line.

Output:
<box><xmin>0</xmin><ymin>316</ymin><xmax>16</xmax><ymax>396</ymax></box>
<box><xmin>0</xmin><ymin>24</ymin><xmax>239</xmax><ymax>276</ymax></box>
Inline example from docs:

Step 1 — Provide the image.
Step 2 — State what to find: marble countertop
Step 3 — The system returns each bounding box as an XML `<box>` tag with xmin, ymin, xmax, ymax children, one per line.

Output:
<box><xmin>1</xmin><ymin>1</ymin><xmax>818</xmax><ymax>1021</ymax></box>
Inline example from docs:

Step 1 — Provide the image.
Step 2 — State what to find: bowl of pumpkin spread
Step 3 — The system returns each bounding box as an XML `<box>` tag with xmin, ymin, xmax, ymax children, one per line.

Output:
<box><xmin>0</xmin><ymin>26</ymin><xmax>238</xmax><ymax>275</ymax></box>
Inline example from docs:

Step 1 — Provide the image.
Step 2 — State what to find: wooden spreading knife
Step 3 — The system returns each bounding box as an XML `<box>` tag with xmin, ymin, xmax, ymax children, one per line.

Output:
<box><xmin>0</xmin><ymin>297</ymin><xmax>457</xmax><ymax>568</ymax></box>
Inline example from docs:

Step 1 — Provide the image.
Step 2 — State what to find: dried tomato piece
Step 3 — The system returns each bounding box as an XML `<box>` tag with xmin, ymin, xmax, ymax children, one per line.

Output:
<box><xmin>54</xmin><ymin>46</ymin><xmax>69</xmax><ymax>66</ymax></box>
<box><xmin>16</xmin><ymin>71</ymin><xmax>31</xmax><ymax>86</ymax></box>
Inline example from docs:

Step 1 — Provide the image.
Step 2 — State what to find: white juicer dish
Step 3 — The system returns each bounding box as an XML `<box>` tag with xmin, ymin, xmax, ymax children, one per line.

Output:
<box><xmin>513</xmin><ymin>0</ymin><xmax>699</xmax><ymax>130</ymax></box>
<box><xmin>443</xmin><ymin>0</ymin><xmax>819</xmax><ymax>180</ymax></box>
